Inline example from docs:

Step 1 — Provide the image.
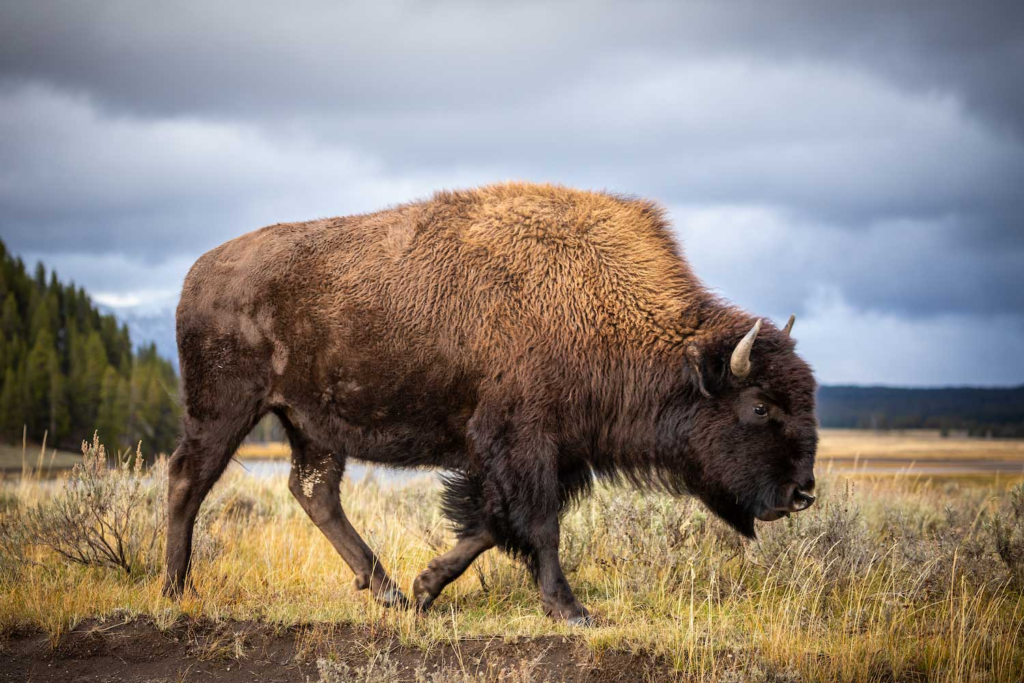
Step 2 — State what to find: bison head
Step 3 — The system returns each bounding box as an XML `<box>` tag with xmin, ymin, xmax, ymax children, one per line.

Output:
<box><xmin>676</xmin><ymin>315</ymin><xmax>818</xmax><ymax>537</ymax></box>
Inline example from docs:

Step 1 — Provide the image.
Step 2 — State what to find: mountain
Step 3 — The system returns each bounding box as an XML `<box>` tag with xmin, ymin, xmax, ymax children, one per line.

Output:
<box><xmin>97</xmin><ymin>299</ymin><xmax>179</xmax><ymax>366</ymax></box>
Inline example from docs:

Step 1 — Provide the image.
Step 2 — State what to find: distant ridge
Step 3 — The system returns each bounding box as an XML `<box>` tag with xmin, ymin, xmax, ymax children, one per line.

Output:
<box><xmin>817</xmin><ymin>385</ymin><xmax>1024</xmax><ymax>437</ymax></box>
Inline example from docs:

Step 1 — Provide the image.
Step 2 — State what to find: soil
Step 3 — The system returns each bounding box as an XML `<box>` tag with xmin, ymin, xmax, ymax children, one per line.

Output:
<box><xmin>0</xmin><ymin>616</ymin><xmax>678</xmax><ymax>682</ymax></box>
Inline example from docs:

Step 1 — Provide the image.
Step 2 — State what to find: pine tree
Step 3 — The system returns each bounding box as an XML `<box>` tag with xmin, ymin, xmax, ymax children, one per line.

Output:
<box><xmin>81</xmin><ymin>331</ymin><xmax>109</xmax><ymax>421</ymax></box>
<box><xmin>49</xmin><ymin>349</ymin><xmax>69</xmax><ymax>441</ymax></box>
<box><xmin>1</xmin><ymin>293</ymin><xmax>19</xmax><ymax>340</ymax></box>
<box><xmin>0</xmin><ymin>366</ymin><xmax>25</xmax><ymax>440</ymax></box>
<box><xmin>97</xmin><ymin>366</ymin><xmax>127</xmax><ymax>451</ymax></box>
<box><xmin>0</xmin><ymin>238</ymin><xmax>181</xmax><ymax>454</ymax></box>
<box><xmin>25</xmin><ymin>329</ymin><xmax>54</xmax><ymax>440</ymax></box>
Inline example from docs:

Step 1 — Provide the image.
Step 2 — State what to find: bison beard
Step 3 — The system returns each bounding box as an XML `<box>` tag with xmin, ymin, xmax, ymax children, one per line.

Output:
<box><xmin>163</xmin><ymin>182</ymin><xmax>818</xmax><ymax>624</ymax></box>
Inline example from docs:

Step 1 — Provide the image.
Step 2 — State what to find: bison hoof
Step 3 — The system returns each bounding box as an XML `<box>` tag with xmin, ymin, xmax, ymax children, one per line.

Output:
<box><xmin>375</xmin><ymin>586</ymin><xmax>410</xmax><ymax>609</ymax></box>
<box><xmin>566</xmin><ymin>613</ymin><xmax>595</xmax><ymax>627</ymax></box>
<box><xmin>547</xmin><ymin>603</ymin><xmax>593</xmax><ymax>626</ymax></box>
<box><xmin>412</xmin><ymin>572</ymin><xmax>439</xmax><ymax>612</ymax></box>
<box><xmin>161</xmin><ymin>579</ymin><xmax>187</xmax><ymax>600</ymax></box>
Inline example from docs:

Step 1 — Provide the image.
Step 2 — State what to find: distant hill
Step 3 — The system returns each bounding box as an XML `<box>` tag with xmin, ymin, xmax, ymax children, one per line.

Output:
<box><xmin>817</xmin><ymin>385</ymin><xmax>1024</xmax><ymax>437</ymax></box>
<box><xmin>0</xmin><ymin>239</ymin><xmax>180</xmax><ymax>455</ymax></box>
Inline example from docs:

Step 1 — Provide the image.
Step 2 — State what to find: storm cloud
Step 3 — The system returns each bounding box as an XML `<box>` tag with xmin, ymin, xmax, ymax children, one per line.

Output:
<box><xmin>1</xmin><ymin>0</ymin><xmax>1022</xmax><ymax>385</ymax></box>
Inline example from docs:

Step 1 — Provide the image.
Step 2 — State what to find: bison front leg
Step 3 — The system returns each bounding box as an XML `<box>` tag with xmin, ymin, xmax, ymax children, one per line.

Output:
<box><xmin>482</xmin><ymin>428</ymin><xmax>591</xmax><ymax>625</ymax></box>
<box><xmin>287</xmin><ymin>453</ymin><xmax>408</xmax><ymax>608</ymax></box>
<box><xmin>527</xmin><ymin>510</ymin><xmax>590</xmax><ymax>625</ymax></box>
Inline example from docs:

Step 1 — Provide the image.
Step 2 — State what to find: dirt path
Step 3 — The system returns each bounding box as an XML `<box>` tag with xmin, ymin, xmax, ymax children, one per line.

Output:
<box><xmin>0</xmin><ymin>617</ymin><xmax>676</xmax><ymax>682</ymax></box>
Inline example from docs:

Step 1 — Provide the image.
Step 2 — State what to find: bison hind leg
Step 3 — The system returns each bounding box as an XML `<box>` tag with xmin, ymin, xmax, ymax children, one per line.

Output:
<box><xmin>413</xmin><ymin>472</ymin><xmax>496</xmax><ymax>611</ymax></box>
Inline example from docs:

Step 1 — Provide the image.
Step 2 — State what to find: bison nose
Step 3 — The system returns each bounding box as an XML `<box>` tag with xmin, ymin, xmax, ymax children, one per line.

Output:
<box><xmin>782</xmin><ymin>478</ymin><xmax>815</xmax><ymax>513</ymax></box>
<box><xmin>791</xmin><ymin>488</ymin><xmax>816</xmax><ymax>512</ymax></box>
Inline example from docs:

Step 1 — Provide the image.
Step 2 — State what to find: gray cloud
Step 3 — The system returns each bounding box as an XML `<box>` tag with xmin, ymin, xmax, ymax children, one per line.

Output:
<box><xmin>0</xmin><ymin>0</ymin><xmax>1022</xmax><ymax>385</ymax></box>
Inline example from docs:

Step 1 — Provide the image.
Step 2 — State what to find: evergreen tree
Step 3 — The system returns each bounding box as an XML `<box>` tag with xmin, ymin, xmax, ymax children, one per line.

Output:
<box><xmin>0</xmin><ymin>238</ymin><xmax>181</xmax><ymax>454</ymax></box>
<box><xmin>81</xmin><ymin>331</ymin><xmax>109</xmax><ymax>424</ymax></box>
<box><xmin>0</xmin><ymin>365</ymin><xmax>25</xmax><ymax>440</ymax></box>
<box><xmin>97</xmin><ymin>366</ymin><xmax>129</xmax><ymax>451</ymax></box>
<box><xmin>1</xmin><ymin>293</ymin><xmax>18</xmax><ymax>339</ymax></box>
<box><xmin>25</xmin><ymin>330</ymin><xmax>54</xmax><ymax>437</ymax></box>
<box><xmin>49</xmin><ymin>349</ymin><xmax>69</xmax><ymax>441</ymax></box>
<box><xmin>28</xmin><ymin>297</ymin><xmax>52</xmax><ymax>347</ymax></box>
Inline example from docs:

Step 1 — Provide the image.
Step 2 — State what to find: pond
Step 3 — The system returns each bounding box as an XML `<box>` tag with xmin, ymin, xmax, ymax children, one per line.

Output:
<box><xmin>227</xmin><ymin>458</ymin><xmax>439</xmax><ymax>486</ymax></box>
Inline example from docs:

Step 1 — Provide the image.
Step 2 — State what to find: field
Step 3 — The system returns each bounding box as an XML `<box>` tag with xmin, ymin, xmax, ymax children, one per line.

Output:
<box><xmin>0</xmin><ymin>442</ymin><xmax>84</xmax><ymax>476</ymax></box>
<box><xmin>1</xmin><ymin>432</ymin><xmax>1024</xmax><ymax>682</ymax></box>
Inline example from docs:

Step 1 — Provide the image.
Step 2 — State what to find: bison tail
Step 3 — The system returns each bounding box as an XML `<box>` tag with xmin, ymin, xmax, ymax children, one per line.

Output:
<box><xmin>438</xmin><ymin>471</ymin><xmax>487</xmax><ymax>539</ymax></box>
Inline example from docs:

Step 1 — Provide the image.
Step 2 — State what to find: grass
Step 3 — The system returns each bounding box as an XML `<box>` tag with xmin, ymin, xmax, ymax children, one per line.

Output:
<box><xmin>236</xmin><ymin>429</ymin><xmax>1024</xmax><ymax>468</ymax></box>
<box><xmin>2</xmin><ymin>437</ymin><xmax>1024</xmax><ymax>681</ymax></box>
<box><xmin>818</xmin><ymin>429</ymin><xmax>1024</xmax><ymax>463</ymax></box>
<box><xmin>0</xmin><ymin>441</ymin><xmax>83</xmax><ymax>475</ymax></box>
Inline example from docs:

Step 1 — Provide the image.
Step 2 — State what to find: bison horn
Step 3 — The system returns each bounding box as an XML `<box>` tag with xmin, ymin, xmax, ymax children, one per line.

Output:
<box><xmin>730</xmin><ymin>319</ymin><xmax>761</xmax><ymax>379</ymax></box>
<box><xmin>783</xmin><ymin>314</ymin><xmax>795</xmax><ymax>337</ymax></box>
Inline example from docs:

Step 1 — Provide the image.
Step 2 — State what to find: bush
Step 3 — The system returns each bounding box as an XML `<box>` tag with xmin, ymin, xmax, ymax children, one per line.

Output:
<box><xmin>993</xmin><ymin>484</ymin><xmax>1024</xmax><ymax>588</ymax></box>
<box><xmin>0</xmin><ymin>434</ymin><xmax>165</xmax><ymax>577</ymax></box>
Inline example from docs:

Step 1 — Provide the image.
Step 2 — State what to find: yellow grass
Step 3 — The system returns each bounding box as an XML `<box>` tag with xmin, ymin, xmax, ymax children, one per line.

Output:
<box><xmin>818</xmin><ymin>429</ymin><xmax>1024</xmax><ymax>462</ymax></box>
<box><xmin>2</xmin><ymin>436</ymin><xmax>1024</xmax><ymax>681</ymax></box>
<box><xmin>236</xmin><ymin>441</ymin><xmax>292</xmax><ymax>459</ymax></box>
<box><xmin>0</xmin><ymin>441</ymin><xmax>83</xmax><ymax>475</ymax></box>
<box><xmin>236</xmin><ymin>429</ymin><xmax>1024</xmax><ymax>468</ymax></box>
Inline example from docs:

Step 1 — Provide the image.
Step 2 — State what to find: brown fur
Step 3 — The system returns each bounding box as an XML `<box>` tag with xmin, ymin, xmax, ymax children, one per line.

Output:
<box><xmin>164</xmin><ymin>182</ymin><xmax>817</xmax><ymax>623</ymax></box>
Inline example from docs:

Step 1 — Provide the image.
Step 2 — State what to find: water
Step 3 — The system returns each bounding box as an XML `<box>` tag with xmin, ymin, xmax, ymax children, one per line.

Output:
<box><xmin>228</xmin><ymin>458</ymin><xmax>438</xmax><ymax>486</ymax></box>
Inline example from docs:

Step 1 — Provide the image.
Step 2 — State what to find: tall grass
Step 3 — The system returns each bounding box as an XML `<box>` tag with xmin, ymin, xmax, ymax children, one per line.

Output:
<box><xmin>1</xmin><ymin>449</ymin><xmax>1022</xmax><ymax>681</ymax></box>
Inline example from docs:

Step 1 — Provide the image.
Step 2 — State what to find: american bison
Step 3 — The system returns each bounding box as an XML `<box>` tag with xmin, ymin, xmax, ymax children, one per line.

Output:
<box><xmin>164</xmin><ymin>183</ymin><xmax>817</xmax><ymax>624</ymax></box>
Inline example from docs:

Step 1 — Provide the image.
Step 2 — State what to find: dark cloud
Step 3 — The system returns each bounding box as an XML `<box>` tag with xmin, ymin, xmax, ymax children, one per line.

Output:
<box><xmin>2</xmin><ymin>2</ymin><xmax>1022</xmax><ymax>129</ymax></box>
<box><xmin>0</xmin><ymin>0</ymin><xmax>1022</xmax><ymax>384</ymax></box>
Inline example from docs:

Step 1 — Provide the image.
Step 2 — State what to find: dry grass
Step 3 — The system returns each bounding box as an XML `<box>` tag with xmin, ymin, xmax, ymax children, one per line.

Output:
<box><xmin>237</xmin><ymin>429</ymin><xmax>1024</xmax><ymax>471</ymax></box>
<box><xmin>818</xmin><ymin>429</ymin><xmax>1024</xmax><ymax>462</ymax></box>
<box><xmin>0</xmin><ymin>441</ymin><xmax>83</xmax><ymax>475</ymax></box>
<box><xmin>2</xmin><ymin>442</ymin><xmax>1024</xmax><ymax>681</ymax></box>
<box><xmin>236</xmin><ymin>441</ymin><xmax>292</xmax><ymax>459</ymax></box>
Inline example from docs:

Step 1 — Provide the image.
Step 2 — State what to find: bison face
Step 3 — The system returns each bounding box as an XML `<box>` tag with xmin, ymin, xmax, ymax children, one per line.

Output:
<box><xmin>682</xmin><ymin>317</ymin><xmax>818</xmax><ymax>537</ymax></box>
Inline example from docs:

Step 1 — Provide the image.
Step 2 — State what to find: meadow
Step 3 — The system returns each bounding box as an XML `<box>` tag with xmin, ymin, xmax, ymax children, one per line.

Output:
<box><xmin>1</xmin><ymin>431</ymin><xmax>1023</xmax><ymax>682</ymax></box>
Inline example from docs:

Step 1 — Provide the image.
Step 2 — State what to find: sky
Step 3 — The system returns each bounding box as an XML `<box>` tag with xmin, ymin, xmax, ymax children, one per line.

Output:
<box><xmin>1</xmin><ymin>1</ymin><xmax>1022</xmax><ymax>387</ymax></box>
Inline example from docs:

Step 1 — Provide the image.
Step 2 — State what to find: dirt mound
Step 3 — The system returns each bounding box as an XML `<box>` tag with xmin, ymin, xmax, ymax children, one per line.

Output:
<box><xmin>0</xmin><ymin>617</ymin><xmax>675</xmax><ymax>682</ymax></box>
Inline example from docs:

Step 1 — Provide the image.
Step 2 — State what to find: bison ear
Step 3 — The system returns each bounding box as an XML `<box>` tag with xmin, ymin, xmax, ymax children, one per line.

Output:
<box><xmin>684</xmin><ymin>345</ymin><xmax>722</xmax><ymax>398</ymax></box>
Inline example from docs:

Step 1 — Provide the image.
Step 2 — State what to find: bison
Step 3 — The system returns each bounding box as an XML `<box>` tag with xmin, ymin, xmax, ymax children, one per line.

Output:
<box><xmin>164</xmin><ymin>182</ymin><xmax>817</xmax><ymax>624</ymax></box>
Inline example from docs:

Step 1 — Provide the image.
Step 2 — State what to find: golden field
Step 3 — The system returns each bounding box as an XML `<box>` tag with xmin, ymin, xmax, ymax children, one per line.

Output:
<box><xmin>236</xmin><ymin>428</ymin><xmax>1024</xmax><ymax>463</ymax></box>
<box><xmin>1</xmin><ymin>432</ymin><xmax>1023</xmax><ymax>681</ymax></box>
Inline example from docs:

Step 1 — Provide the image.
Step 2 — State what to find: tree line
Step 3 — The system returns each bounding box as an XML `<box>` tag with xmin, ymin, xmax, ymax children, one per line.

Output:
<box><xmin>0</xmin><ymin>239</ymin><xmax>180</xmax><ymax>455</ymax></box>
<box><xmin>817</xmin><ymin>385</ymin><xmax>1024</xmax><ymax>438</ymax></box>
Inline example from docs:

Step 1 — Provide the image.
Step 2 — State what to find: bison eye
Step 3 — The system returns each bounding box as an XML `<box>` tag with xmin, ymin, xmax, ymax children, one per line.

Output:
<box><xmin>753</xmin><ymin>403</ymin><xmax>768</xmax><ymax>417</ymax></box>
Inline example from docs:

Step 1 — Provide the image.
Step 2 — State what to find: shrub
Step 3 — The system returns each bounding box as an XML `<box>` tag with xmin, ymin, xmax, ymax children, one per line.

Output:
<box><xmin>2</xmin><ymin>434</ymin><xmax>165</xmax><ymax>576</ymax></box>
<box><xmin>751</xmin><ymin>480</ymin><xmax>872</xmax><ymax>592</ymax></box>
<box><xmin>993</xmin><ymin>484</ymin><xmax>1024</xmax><ymax>587</ymax></box>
